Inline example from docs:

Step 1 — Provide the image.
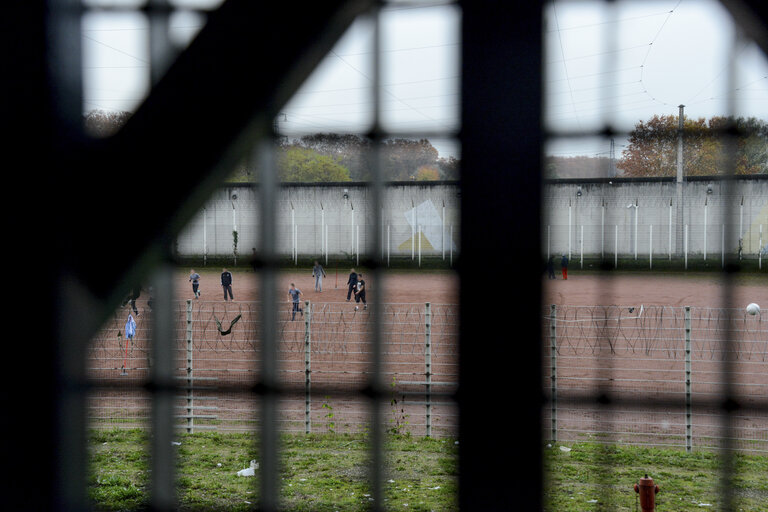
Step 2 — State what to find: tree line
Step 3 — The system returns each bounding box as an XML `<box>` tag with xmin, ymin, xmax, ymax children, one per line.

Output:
<box><xmin>85</xmin><ymin>109</ymin><xmax>767</xmax><ymax>180</ymax></box>
<box><xmin>84</xmin><ymin>110</ymin><xmax>459</xmax><ymax>183</ymax></box>
<box><xmin>618</xmin><ymin>115</ymin><xmax>768</xmax><ymax>177</ymax></box>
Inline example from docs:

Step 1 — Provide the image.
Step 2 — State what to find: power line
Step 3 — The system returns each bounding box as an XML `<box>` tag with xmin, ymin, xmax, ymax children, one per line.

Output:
<box><xmin>550</xmin><ymin>0</ymin><xmax>581</xmax><ymax>129</ymax></box>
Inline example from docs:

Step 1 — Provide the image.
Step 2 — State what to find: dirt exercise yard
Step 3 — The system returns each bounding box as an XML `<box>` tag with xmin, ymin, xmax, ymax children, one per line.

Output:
<box><xmin>89</xmin><ymin>268</ymin><xmax>766</xmax><ymax>444</ymax></box>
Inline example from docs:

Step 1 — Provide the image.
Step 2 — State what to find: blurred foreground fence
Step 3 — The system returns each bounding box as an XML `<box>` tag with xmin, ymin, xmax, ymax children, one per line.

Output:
<box><xmin>544</xmin><ymin>305</ymin><xmax>768</xmax><ymax>453</ymax></box>
<box><xmin>87</xmin><ymin>301</ymin><xmax>459</xmax><ymax>437</ymax></box>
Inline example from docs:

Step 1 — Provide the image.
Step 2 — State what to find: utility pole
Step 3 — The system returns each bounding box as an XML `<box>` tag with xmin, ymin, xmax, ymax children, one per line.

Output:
<box><xmin>676</xmin><ymin>105</ymin><xmax>685</xmax><ymax>257</ymax></box>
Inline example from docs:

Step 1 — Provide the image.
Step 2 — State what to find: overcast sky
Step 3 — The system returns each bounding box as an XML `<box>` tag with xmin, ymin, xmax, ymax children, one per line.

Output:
<box><xmin>82</xmin><ymin>0</ymin><xmax>768</xmax><ymax>159</ymax></box>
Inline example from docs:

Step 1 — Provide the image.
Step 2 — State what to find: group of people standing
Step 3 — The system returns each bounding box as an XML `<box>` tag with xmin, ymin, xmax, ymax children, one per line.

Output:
<box><xmin>287</xmin><ymin>263</ymin><xmax>367</xmax><ymax>320</ymax></box>
<box><xmin>186</xmin><ymin>261</ymin><xmax>368</xmax><ymax>322</ymax></box>
<box><xmin>546</xmin><ymin>254</ymin><xmax>569</xmax><ymax>280</ymax></box>
<box><xmin>188</xmin><ymin>268</ymin><xmax>235</xmax><ymax>301</ymax></box>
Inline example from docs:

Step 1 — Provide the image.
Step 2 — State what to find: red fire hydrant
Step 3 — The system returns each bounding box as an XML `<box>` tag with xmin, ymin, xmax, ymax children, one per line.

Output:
<box><xmin>634</xmin><ymin>474</ymin><xmax>660</xmax><ymax>512</ymax></box>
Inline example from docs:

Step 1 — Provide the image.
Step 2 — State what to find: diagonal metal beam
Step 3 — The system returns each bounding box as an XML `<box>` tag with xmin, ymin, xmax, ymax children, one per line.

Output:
<box><xmin>71</xmin><ymin>0</ymin><xmax>372</xmax><ymax>310</ymax></box>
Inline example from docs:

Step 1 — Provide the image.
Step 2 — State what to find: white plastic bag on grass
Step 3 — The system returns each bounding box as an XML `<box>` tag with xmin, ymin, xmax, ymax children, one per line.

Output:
<box><xmin>237</xmin><ymin>460</ymin><xmax>259</xmax><ymax>476</ymax></box>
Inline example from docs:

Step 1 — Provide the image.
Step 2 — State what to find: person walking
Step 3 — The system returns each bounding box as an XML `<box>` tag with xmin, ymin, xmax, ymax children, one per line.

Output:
<box><xmin>189</xmin><ymin>269</ymin><xmax>201</xmax><ymax>299</ymax></box>
<box><xmin>546</xmin><ymin>255</ymin><xmax>556</xmax><ymax>280</ymax></box>
<box><xmin>353</xmin><ymin>273</ymin><xmax>367</xmax><ymax>310</ymax></box>
<box><xmin>346</xmin><ymin>268</ymin><xmax>358</xmax><ymax>301</ymax></box>
<box><xmin>121</xmin><ymin>287</ymin><xmax>141</xmax><ymax>315</ymax></box>
<box><xmin>560</xmin><ymin>254</ymin><xmax>569</xmax><ymax>280</ymax></box>
<box><xmin>312</xmin><ymin>260</ymin><xmax>327</xmax><ymax>292</ymax></box>
<box><xmin>221</xmin><ymin>268</ymin><xmax>234</xmax><ymax>301</ymax></box>
<box><xmin>288</xmin><ymin>283</ymin><xmax>303</xmax><ymax>321</ymax></box>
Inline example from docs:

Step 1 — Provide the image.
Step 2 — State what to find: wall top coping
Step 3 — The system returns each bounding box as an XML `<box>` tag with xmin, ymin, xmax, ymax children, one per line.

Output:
<box><xmin>544</xmin><ymin>175</ymin><xmax>768</xmax><ymax>185</ymax></box>
<box><xmin>218</xmin><ymin>180</ymin><xmax>460</xmax><ymax>189</ymax></box>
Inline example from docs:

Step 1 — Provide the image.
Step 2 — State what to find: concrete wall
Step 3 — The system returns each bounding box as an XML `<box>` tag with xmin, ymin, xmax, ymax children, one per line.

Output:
<box><xmin>176</xmin><ymin>177</ymin><xmax>768</xmax><ymax>263</ymax></box>
<box><xmin>176</xmin><ymin>182</ymin><xmax>461</xmax><ymax>261</ymax></box>
<box><xmin>542</xmin><ymin>177</ymin><xmax>768</xmax><ymax>262</ymax></box>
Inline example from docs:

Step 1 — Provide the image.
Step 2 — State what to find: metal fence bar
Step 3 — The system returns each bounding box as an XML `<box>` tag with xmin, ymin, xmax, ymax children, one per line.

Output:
<box><xmin>186</xmin><ymin>299</ymin><xmax>194</xmax><ymax>434</ymax></box>
<box><xmin>305</xmin><ymin>300</ymin><xmax>312</xmax><ymax>434</ymax></box>
<box><xmin>685</xmin><ymin>305</ymin><xmax>692</xmax><ymax>453</ymax></box>
<box><xmin>550</xmin><ymin>304</ymin><xmax>558</xmax><ymax>444</ymax></box>
<box><xmin>425</xmin><ymin>302</ymin><xmax>432</xmax><ymax>437</ymax></box>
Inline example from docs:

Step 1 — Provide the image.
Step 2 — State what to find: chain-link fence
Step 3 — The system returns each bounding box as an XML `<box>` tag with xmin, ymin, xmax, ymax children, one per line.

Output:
<box><xmin>87</xmin><ymin>301</ymin><xmax>459</xmax><ymax>436</ymax></box>
<box><xmin>543</xmin><ymin>305</ymin><xmax>768</xmax><ymax>453</ymax></box>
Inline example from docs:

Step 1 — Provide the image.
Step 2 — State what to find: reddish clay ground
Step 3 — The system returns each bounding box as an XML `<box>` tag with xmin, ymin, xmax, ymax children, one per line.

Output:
<box><xmin>177</xmin><ymin>268</ymin><xmax>459</xmax><ymax>305</ymax></box>
<box><xmin>177</xmin><ymin>267</ymin><xmax>766</xmax><ymax>308</ymax></box>
<box><xmin>543</xmin><ymin>271</ymin><xmax>768</xmax><ymax>308</ymax></box>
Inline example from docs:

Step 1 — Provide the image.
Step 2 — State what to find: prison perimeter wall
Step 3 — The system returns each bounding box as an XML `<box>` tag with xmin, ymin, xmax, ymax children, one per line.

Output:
<box><xmin>175</xmin><ymin>177</ymin><xmax>768</xmax><ymax>264</ymax></box>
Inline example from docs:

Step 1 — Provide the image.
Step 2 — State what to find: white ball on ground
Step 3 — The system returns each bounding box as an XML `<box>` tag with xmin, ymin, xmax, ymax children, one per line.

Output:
<box><xmin>354</xmin><ymin>306</ymin><xmax>359</xmax><ymax>311</ymax></box>
<box><xmin>746</xmin><ymin>303</ymin><xmax>760</xmax><ymax>316</ymax></box>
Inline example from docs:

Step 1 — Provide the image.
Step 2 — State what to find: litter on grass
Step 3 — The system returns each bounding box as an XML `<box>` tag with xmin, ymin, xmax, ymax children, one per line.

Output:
<box><xmin>236</xmin><ymin>460</ymin><xmax>259</xmax><ymax>476</ymax></box>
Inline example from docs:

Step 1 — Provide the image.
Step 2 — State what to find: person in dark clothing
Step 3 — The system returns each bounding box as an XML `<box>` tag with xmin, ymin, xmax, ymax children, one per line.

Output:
<box><xmin>221</xmin><ymin>268</ymin><xmax>234</xmax><ymax>301</ymax></box>
<box><xmin>546</xmin><ymin>255</ymin><xmax>556</xmax><ymax>279</ymax></box>
<box><xmin>353</xmin><ymin>273</ymin><xmax>367</xmax><ymax>310</ymax></box>
<box><xmin>121</xmin><ymin>287</ymin><xmax>140</xmax><ymax>315</ymax></box>
<box><xmin>560</xmin><ymin>254</ymin><xmax>569</xmax><ymax>280</ymax></box>
<box><xmin>346</xmin><ymin>268</ymin><xmax>358</xmax><ymax>301</ymax></box>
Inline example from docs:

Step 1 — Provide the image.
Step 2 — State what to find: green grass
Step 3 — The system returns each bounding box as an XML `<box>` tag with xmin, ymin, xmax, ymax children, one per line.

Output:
<box><xmin>88</xmin><ymin>430</ymin><xmax>768</xmax><ymax>511</ymax></box>
<box><xmin>544</xmin><ymin>442</ymin><xmax>768</xmax><ymax>511</ymax></box>
<box><xmin>88</xmin><ymin>429</ymin><xmax>458</xmax><ymax>511</ymax></box>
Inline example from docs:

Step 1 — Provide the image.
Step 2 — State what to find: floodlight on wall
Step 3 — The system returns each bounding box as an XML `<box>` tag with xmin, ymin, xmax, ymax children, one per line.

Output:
<box><xmin>707</xmin><ymin>183</ymin><xmax>713</xmax><ymax>195</ymax></box>
<box><xmin>343</xmin><ymin>189</ymin><xmax>349</xmax><ymax>200</ymax></box>
<box><xmin>576</xmin><ymin>186</ymin><xmax>582</xmax><ymax>197</ymax></box>
<box><xmin>231</xmin><ymin>193</ymin><xmax>238</xmax><ymax>200</ymax></box>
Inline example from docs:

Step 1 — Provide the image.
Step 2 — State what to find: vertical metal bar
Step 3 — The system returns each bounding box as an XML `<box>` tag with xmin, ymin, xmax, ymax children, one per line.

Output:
<box><xmin>450</xmin><ymin>224</ymin><xmax>453</xmax><ymax>267</ymax></box>
<box><xmin>580</xmin><ymin>225</ymin><xmax>583</xmax><ymax>269</ymax></box>
<box><xmin>601</xmin><ymin>203</ymin><xmax>605</xmax><ymax>259</ymax></box>
<box><xmin>550</xmin><ymin>304</ymin><xmax>557</xmax><ymax>444</ymax></box>
<box><xmin>704</xmin><ymin>199</ymin><xmax>708</xmax><ymax>260</ymax></box>
<box><xmin>369</xmin><ymin>7</ymin><xmax>385</xmax><ymax>509</ymax></box>
<box><xmin>388</xmin><ymin>224</ymin><xmax>391</xmax><ymax>267</ymax></box>
<box><xmin>760</xmin><ymin>225</ymin><xmax>763</xmax><ymax>269</ymax></box>
<box><xmin>150</xmin><ymin>263</ymin><xmax>177</xmax><ymax>511</ymax></box>
<box><xmin>186</xmin><ymin>300</ymin><xmax>194</xmax><ymax>434</ymax></box>
<box><xmin>356</xmin><ymin>223</ymin><xmax>360</xmax><ymax>266</ymax></box>
<box><xmin>685</xmin><ymin>305</ymin><xmax>692</xmax><ymax>453</ymax></box>
<box><xmin>547</xmin><ymin>224</ymin><xmax>551</xmax><ymax>260</ymax></box>
<box><xmin>412</xmin><ymin>208</ymin><xmax>415</xmax><ymax>260</ymax></box>
<box><xmin>614</xmin><ymin>225</ymin><xmax>618</xmax><ymax>268</ymax></box>
<box><xmin>425</xmin><ymin>302</ymin><xmax>432</xmax><ymax>437</ymax></box>
<box><xmin>442</xmin><ymin>204</ymin><xmax>446</xmax><ymax>260</ymax></box>
<box><xmin>650</xmin><ymin>224</ymin><xmax>653</xmax><ymax>269</ymax></box>
<box><xmin>203</xmin><ymin>208</ymin><xmax>207</xmax><ymax>266</ymax></box>
<box><xmin>418</xmin><ymin>225</ymin><xmax>422</xmax><ymax>267</ymax></box>
<box><xmin>148</xmin><ymin>1</ymin><xmax>176</xmax><ymax>504</ymax></box>
<box><xmin>685</xmin><ymin>224</ymin><xmax>689</xmax><ymax>269</ymax></box>
<box><xmin>722</xmin><ymin>224</ymin><xmax>725</xmax><ymax>269</ymax></box>
<box><xmin>257</xmin><ymin>139</ymin><xmax>279</xmax><ymax>511</ymax></box>
<box><xmin>670</xmin><ymin>199</ymin><xmax>673</xmax><ymax>260</ymax></box>
<box><xmin>568</xmin><ymin>203</ymin><xmax>573</xmax><ymax>261</ymax></box>
<box><xmin>305</xmin><ymin>300</ymin><xmax>312</xmax><ymax>434</ymax></box>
